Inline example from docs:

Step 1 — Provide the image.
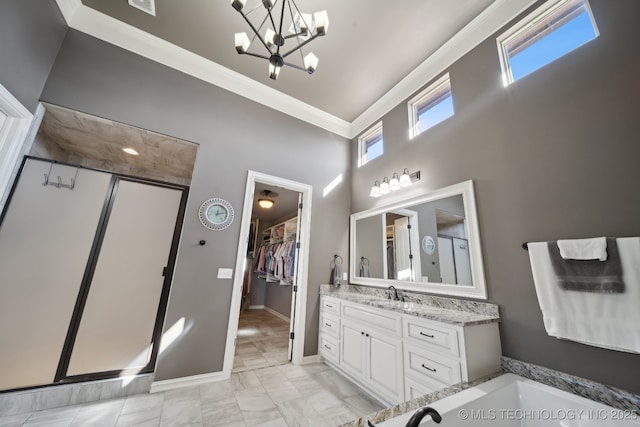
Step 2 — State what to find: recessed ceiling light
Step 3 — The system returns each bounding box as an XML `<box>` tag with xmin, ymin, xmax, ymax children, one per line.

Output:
<box><xmin>122</xmin><ymin>148</ymin><xmax>139</xmax><ymax>155</ymax></box>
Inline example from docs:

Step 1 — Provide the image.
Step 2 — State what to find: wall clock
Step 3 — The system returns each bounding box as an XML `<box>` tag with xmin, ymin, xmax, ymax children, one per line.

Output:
<box><xmin>421</xmin><ymin>235</ymin><xmax>436</xmax><ymax>255</ymax></box>
<box><xmin>198</xmin><ymin>198</ymin><xmax>234</xmax><ymax>230</ymax></box>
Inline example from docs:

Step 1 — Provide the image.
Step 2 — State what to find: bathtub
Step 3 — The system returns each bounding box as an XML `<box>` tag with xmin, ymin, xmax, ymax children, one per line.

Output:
<box><xmin>376</xmin><ymin>374</ymin><xmax>640</xmax><ymax>426</ymax></box>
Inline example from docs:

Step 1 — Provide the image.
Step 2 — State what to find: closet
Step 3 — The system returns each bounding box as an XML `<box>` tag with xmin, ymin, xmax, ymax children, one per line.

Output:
<box><xmin>254</xmin><ymin>217</ymin><xmax>299</xmax><ymax>285</ymax></box>
<box><xmin>0</xmin><ymin>158</ymin><xmax>186</xmax><ymax>391</ymax></box>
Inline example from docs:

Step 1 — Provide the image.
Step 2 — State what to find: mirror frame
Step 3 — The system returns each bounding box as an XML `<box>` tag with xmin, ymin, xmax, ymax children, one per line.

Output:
<box><xmin>349</xmin><ymin>180</ymin><xmax>488</xmax><ymax>299</ymax></box>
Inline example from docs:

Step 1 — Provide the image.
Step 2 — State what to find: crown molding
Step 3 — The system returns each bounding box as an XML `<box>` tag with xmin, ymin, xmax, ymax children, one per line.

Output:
<box><xmin>350</xmin><ymin>0</ymin><xmax>537</xmax><ymax>138</ymax></box>
<box><xmin>55</xmin><ymin>0</ymin><xmax>535</xmax><ymax>140</ymax></box>
<box><xmin>54</xmin><ymin>0</ymin><xmax>351</xmax><ymax>138</ymax></box>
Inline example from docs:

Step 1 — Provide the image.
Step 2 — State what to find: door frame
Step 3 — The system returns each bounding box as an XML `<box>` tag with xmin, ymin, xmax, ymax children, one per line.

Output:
<box><xmin>223</xmin><ymin>170</ymin><xmax>312</xmax><ymax>376</ymax></box>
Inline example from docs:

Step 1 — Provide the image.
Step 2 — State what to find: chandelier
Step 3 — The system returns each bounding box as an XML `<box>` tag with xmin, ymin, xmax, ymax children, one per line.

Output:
<box><xmin>231</xmin><ymin>0</ymin><xmax>329</xmax><ymax>80</ymax></box>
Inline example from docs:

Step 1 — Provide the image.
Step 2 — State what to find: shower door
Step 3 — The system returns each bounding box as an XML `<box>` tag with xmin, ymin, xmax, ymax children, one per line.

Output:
<box><xmin>62</xmin><ymin>177</ymin><xmax>183</xmax><ymax>380</ymax></box>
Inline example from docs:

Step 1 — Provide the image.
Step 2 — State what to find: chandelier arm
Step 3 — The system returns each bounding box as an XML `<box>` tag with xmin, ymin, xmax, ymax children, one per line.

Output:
<box><xmin>288</xmin><ymin>0</ymin><xmax>313</xmax><ymax>34</ymax></box>
<box><xmin>281</xmin><ymin>33</ymin><xmax>319</xmax><ymax>58</ymax></box>
<box><xmin>283</xmin><ymin>60</ymin><xmax>311</xmax><ymax>73</ymax></box>
<box><xmin>238</xmin><ymin>10</ymin><xmax>272</xmax><ymax>52</ymax></box>
<box><xmin>283</xmin><ymin>32</ymin><xmax>306</xmax><ymax>40</ymax></box>
<box><xmin>276</xmin><ymin>0</ymin><xmax>286</xmax><ymax>56</ymax></box>
<box><xmin>242</xmin><ymin>52</ymin><xmax>272</xmax><ymax>61</ymax></box>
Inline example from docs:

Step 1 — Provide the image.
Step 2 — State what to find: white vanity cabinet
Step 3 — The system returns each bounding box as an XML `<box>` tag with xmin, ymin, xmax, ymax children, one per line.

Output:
<box><xmin>318</xmin><ymin>296</ymin><xmax>341</xmax><ymax>364</ymax></box>
<box><xmin>339</xmin><ymin>316</ymin><xmax>404</xmax><ymax>405</ymax></box>
<box><xmin>402</xmin><ymin>315</ymin><xmax>501</xmax><ymax>396</ymax></box>
<box><xmin>318</xmin><ymin>295</ymin><xmax>501</xmax><ymax>407</ymax></box>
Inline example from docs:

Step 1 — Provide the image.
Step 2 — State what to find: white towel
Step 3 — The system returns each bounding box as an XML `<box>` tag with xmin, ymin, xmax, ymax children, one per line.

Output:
<box><xmin>557</xmin><ymin>237</ymin><xmax>607</xmax><ymax>261</ymax></box>
<box><xmin>528</xmin><ymin>238</ymin><xmax>640</xmax><ymax>354</ymax></box>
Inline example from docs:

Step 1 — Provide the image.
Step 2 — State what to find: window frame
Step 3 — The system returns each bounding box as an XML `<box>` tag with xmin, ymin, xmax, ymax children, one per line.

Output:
<box><xmin>407</xmin><ymin>73</ymin><xmax>454</xmax><ymax>139</ymax></box>
<box><xmin>496</xmin><ymin>0</ymin><xmax>599</xmax><ymax>87</ymax></box>
<box><xmin>357</xmin><ymin>121</ymin><xmax>384</xmax><ymax>167</ymax></box>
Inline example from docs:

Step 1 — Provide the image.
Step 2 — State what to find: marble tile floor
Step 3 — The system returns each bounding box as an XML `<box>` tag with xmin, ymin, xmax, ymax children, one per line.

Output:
<box><xmin>0</xmin><ymin>363</ymin><xmax>385</xmax><ymax>427</ymax></box>
<box><xmin>0</xmin><ymin>310</ymin><xmax>385</xmax><ymax>426</ymax></box>
<box><xmin>233</xmin><ymin>309</ymin><xmax>292</xmax><ymax>374</ymax></box>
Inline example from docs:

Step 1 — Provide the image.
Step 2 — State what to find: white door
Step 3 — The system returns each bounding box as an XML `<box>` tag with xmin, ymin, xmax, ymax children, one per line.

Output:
<box><xmin>340</xmin><ymin>319</ymin><xmax>366</xmax><ymax>378</ymax></box>
<box><xmin>0</xmin><ymin>159</ymin><xmax>112</xmax><ymax>390</ymax></box>
<box><xmin>66</xmin><ymin>179</ymin><xmax>182</xmax><ymax>376</ymax></box>
<box><xmin>438</xmin><ymin>236</ymin><xmax>456</xmax><ymax>284</ymax></box>
<box><xmin>453</xmin><ymin>237</ymin><xmax>472</xmax><ymax>286</ymax></box>
<box><xmin>288</xmin><ymin>193</ymin><xmax>303</xmax><ymax>360</ymax></box>
<box><xmin>367</xmin><ymin>331</ymin><xmax>404</xmax><ymax>403</ymax></box>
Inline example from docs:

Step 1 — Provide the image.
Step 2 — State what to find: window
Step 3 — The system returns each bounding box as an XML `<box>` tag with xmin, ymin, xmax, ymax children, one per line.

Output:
<box><xmin>497</xmin><ymin>0</ymin><xmax>598</xmax><ymax>86</ymax></box>
<box><xmin>408</xmin><ymin>74</ymin><xmax>454</xmax><ymax>139</ymax></box>
<box><xmin>358</xmin><ymin>122</ymin><xmax>383</xmax><ymax>167</ymax></box>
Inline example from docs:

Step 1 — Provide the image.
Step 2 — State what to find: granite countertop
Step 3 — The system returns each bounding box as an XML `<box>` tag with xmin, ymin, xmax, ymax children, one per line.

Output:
<box><xmin>321</xmin><ymin>289</ymin><xmax>499</xmax><ymax>326</ymax></box>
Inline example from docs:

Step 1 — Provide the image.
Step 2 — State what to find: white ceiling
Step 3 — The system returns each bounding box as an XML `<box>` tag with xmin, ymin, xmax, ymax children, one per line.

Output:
<box><xmin>55</xmin><ymin>0</ymin><xmax>536</xmax><ymax>138</ymax></box>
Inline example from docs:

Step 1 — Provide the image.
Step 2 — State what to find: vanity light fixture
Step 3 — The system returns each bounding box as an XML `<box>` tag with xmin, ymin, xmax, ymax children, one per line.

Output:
<box><xmin>369</xmin><ymin>181</ymin><xmax>381</xmax><ymax>198</ymax></box>
<box><xmin>369</xmin><ymin>169</ymin><xmax>421</xmax><ymax>198</ymax></box>
<box><xmin>379</xmin><ymin>177</ymin><xmax>391</xmax><ymax>195</ymax></box>
<box><xmin>389</xmin><ymin>173</ymin><xmax>400</xmax><ymax>191</ymax></box>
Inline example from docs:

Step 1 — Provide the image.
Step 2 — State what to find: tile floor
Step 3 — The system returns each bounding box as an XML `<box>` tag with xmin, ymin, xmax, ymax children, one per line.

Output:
<box><xmin>0</xmin><ymin>309</ymin><xmax>384</xmax><ymax>427</ymax></box>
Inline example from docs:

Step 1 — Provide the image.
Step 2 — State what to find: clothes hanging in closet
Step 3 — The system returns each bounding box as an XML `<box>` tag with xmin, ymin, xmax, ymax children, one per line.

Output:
<box><xmin>254</xmin><ymin>240</ymin><xmax>296</xmax><ymax>284</ymax></box>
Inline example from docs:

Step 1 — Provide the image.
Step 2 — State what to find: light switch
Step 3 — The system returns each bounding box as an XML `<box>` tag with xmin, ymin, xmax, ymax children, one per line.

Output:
<box><xmin>342</xmin><ymin>272</ymin><xmax>348</xmax><ymax>281</ymax></box>
<box><xmin>217</xmin><ymin>268</ymin><xmax>234</xmax><ymax>279</ymax></box>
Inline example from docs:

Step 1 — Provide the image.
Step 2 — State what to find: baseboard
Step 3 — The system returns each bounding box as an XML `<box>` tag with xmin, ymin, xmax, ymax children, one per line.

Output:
<box><xmin>150</xmin><ymin>371</ymin><xmax>226</xmax><ymax>393</ymax></box>
<box><xmin>300</xmin><ymin>355</ymin><xmax>321</xmax><ymax>365</ymax></box>
<box><xmin>249</xmin><ymin>305</ymin><xmax>264</xmax><ymax>309</ymax></box>
<box><xmin>263</xmin><ymin>306</ymin><xmax>290</xmax><ymax>323</ymax></box>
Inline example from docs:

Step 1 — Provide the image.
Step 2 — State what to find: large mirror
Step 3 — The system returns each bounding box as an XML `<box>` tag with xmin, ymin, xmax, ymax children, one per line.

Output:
<box><xmin>350</xmin><ymin>180</ymin><xmax>487</xmax><ymax>299</ymax></box>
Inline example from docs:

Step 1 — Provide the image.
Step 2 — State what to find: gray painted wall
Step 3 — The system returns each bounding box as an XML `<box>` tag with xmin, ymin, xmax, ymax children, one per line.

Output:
<box><xmin>351</xmin><ymin>0</ymin><xmax>640</xmax><ymax>393</ymax></box>
<box><xmin>40</xmin><ymin>30</ymin><xmax>350</xmax><ymax>381</ymax></box>
<box><xmin>0</xmin><ymin>0</ymin><xmax>66</xmax><ymax>113</ymax></box>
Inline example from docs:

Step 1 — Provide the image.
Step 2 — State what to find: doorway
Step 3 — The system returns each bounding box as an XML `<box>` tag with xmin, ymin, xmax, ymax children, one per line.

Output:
<box><xmin>223</xmin><ymin>171</ymin><xmax>312</xmax><ymax>377</ymax></box>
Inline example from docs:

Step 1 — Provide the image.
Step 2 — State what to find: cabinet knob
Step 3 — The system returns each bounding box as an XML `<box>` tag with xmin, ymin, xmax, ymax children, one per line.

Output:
<box><xmin>361</xmin><ymin>331</ymin><xmax>365</xmax><ymax>335</ymax></box>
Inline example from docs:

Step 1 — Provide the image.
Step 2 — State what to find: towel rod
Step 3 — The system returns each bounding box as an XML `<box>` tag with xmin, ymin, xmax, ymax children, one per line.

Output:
<box><xmin>522</xmin><ymin>242</ymin><xmax>529</xmax><ymax>250</ymax></box>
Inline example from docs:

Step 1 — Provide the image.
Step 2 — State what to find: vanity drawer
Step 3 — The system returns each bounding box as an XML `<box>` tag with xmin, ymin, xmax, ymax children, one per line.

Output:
<box><xmin>342</xmin><ymin>302</ymin><xmax>402</xmax><ymax>335</ymax></box>
<box><xmin>320</xmin><ymin>296</ymin><xmax>341</xmax><ymax>315</ymax></box>
<box><xmin>319</xmin><ymin>333</ymin><xmax>339</xmax><ymax>363</ymax></box>
<box><xmin>403</xmin><ymin>317</ymin><xmax>459</xmax><ymax>357</ymax></box>
<box><xmin>319</xmin><ymin>311</ymin><xmax>340</xmax><ymax>338</ymax></box>
<box><xmin>403</xmin><ymin>342</ymin><xmax>461</xmax><ymax>386</ymax></box>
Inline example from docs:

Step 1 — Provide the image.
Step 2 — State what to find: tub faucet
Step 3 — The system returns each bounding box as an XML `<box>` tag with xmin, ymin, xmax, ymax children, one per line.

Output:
<box><xmin>367</xmin><ymin>406</ymin><xmax>441</xmax><ymax>427</ymax></box>
<box><xmin>405</xmin><ymin>407</ymin><xmax>442</xmax><ymax>426</ymax></box>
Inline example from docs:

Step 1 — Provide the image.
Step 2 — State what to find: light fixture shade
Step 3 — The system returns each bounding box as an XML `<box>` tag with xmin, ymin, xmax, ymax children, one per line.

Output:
<box><xmin>261</xmin><ymin>0</ymin><xmax>275</xmax><ymax>9</ymax></box>
<box><xmin>258</xmin><ymin>198</ymin><xmax>274</xmax><ymax>209</ymax></box>
<box><xmin>369</xmin><ymin>181</ymin><xmax>381</xmax><ymax>198</ymax></box>
<box><xmin>265</xmin><ymin>28</ymin><xmax>276</xmax><ymax>49</ymax></box>
<box><xmin>380</xmin><ymin>177</ymin><xmax>390</xmax><ymax>195</ymax></box>
<box><xmin>314</xmin><ymin>10</ymin><xmax>329</xmax><ymax>35</ymax></box>
<box><xmin>231</xmin><ymin>0</ymin><xmax>246</xmax><ymax>12</ymax></box>
<box><xmin>399</xmin><ymin>168</ymin><xmax>412</xmax><ymax>187</ymax></box>
<box><xmin>235</xmin><ymin>32</ymin><xmax>250</xmax><ymax>54</ymax></box>
<box><xmin>304</xmin><ymin>53</ymin><xmax>319</xmax><ymax>73</ymax></box>
<box><xmin>269</xmin><ymin>63</ymin><xmax>282</xmax><ymax>80</ymax></box>
<box><xmin>389</xmin><ymin>173</ymin><xmax>400</xmax><ymax>191</ymax></box>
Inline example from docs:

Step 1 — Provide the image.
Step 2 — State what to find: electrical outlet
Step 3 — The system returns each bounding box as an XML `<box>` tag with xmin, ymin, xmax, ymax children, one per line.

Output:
<box><xmin>342</xmin><ymin>272</ymin><xmax>348</xmax><ymax>281</ymax></box>
<box><xmin>217</xmin><ymin>268</ymin><xmax>233</xmax><ymax>279</ymax></box>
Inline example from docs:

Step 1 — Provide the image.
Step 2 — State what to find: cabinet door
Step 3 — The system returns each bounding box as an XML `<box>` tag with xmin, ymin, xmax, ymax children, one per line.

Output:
<box><xmin>340</xmin><ymin>319</ymin><xmax>366</xmax><ymax>378</ymax></box>
<box><xmin>367</xmin><ymin>331</ymin><xmax>404</xmax><ymax>404</ymax></box>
